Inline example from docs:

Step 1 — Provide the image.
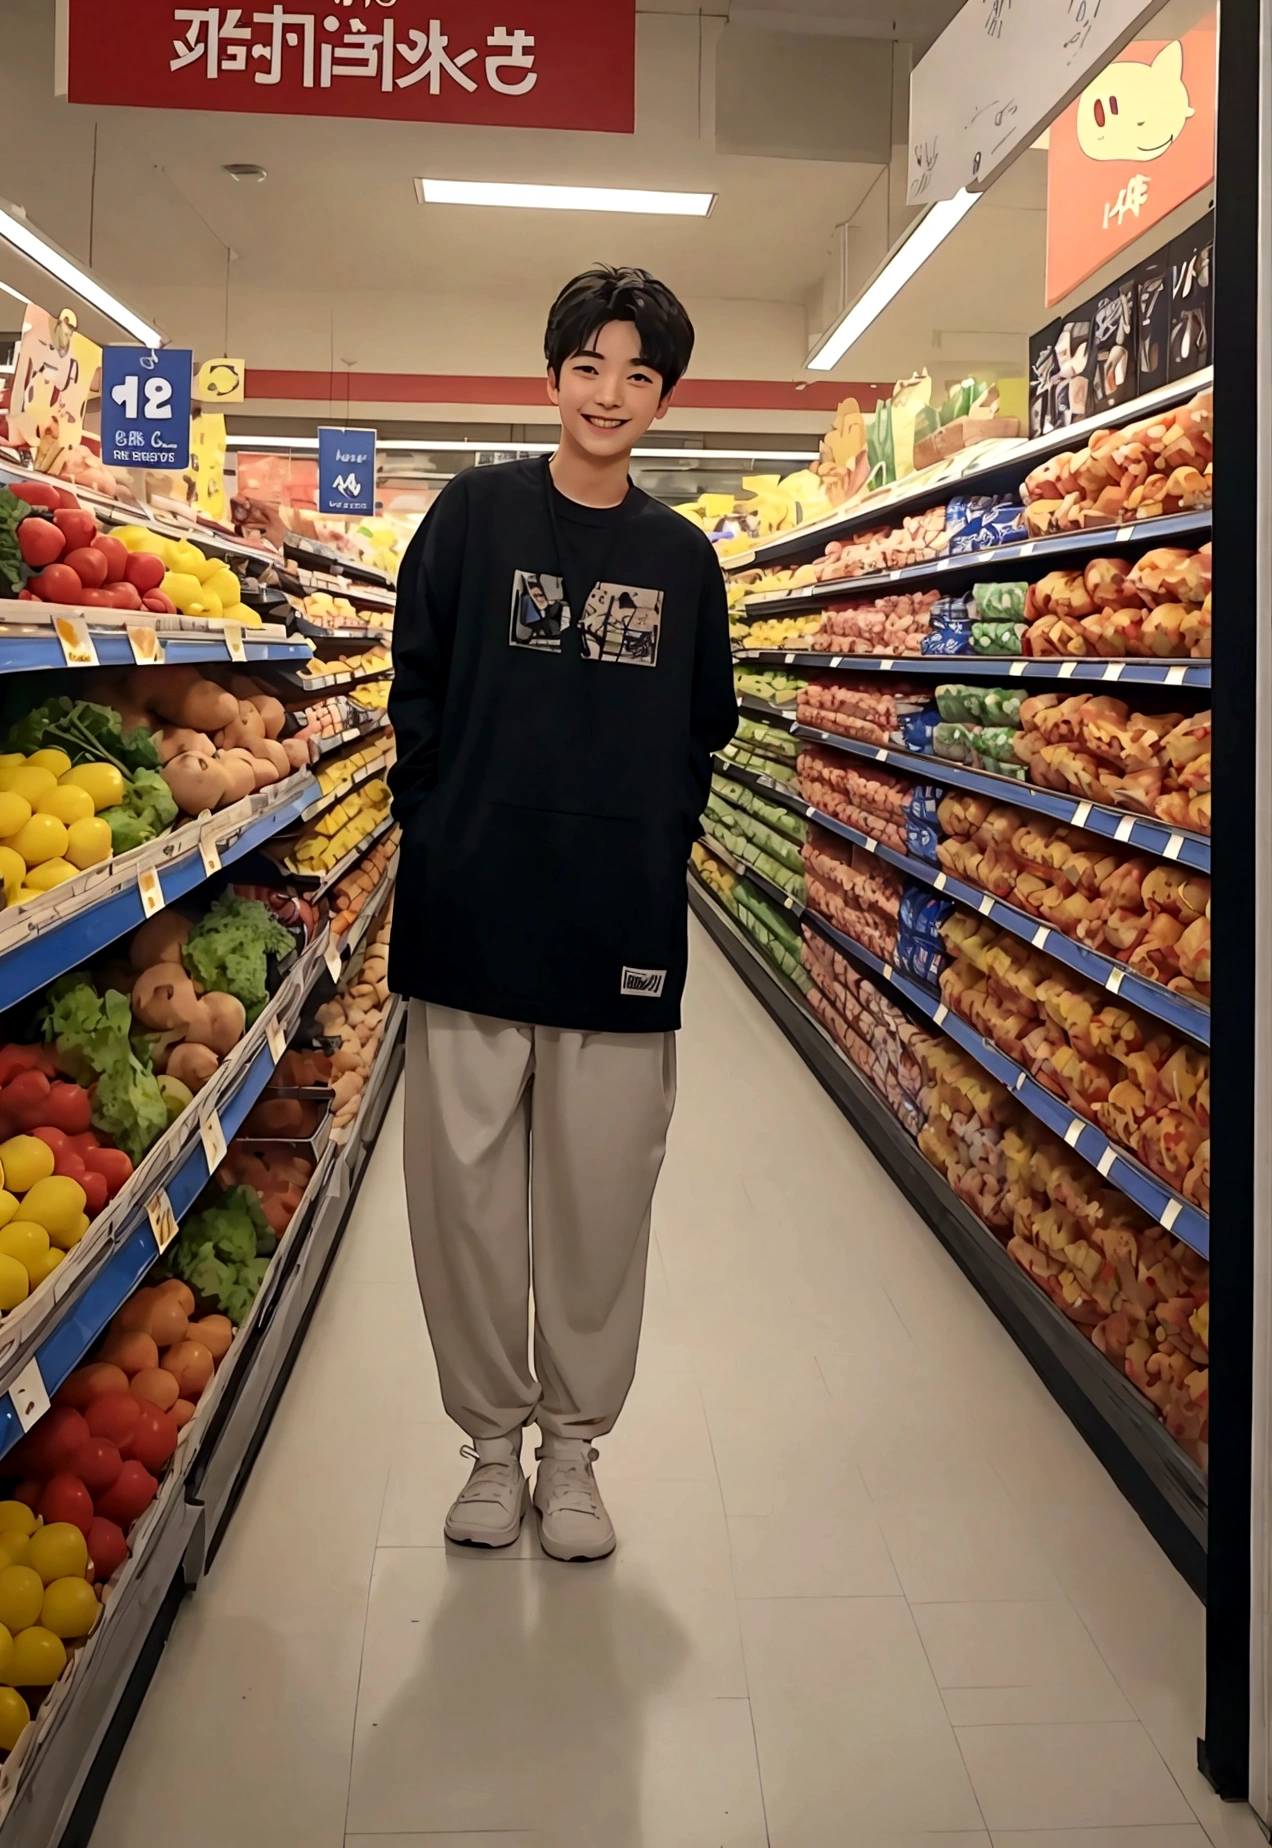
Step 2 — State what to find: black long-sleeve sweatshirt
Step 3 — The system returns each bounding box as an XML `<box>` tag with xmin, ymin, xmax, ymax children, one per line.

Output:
<box><xmin>386</xmin><ymin>457</ymin><xmax>738</xmax><ymax>1031</ymax></box>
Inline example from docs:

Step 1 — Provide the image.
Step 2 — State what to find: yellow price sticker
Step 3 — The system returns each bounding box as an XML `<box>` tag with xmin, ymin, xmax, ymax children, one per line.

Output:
<box><xmin>126</xmin><ymin>624</ymin><xmax>164</xmax><ymax>665</ymax></box>
<box><xmin>267</xmin><ymin>1014</ymin><xmax>288</xmax><ymax>1064</ymax></box>
<box><xmin>137</xmin><ymin>867</ymin><xmax>164</xmax><ymax>917</ymax></box>
<box><xmin>147</xmin><ymin>1188</ymin><xmax>179</xmax><ymax>1254</ymax></box>
<box><xmin>54</xmin><ymin>615</ymin><xmax>99</xmax><ymax>668</ymax></box>
<box><xmin>199</xmin><ymin>833</ymin><xmax>222</xmax><ymax>877</ymax></box>
<box><xmin>200</xmin><ymin>1108</ymin><xmax>227</xmax><ymax>1174</ymax></box>
<box><xmin>223</xmin><ymin>622</ymin><xmax>247</xmax><ymax>663</ymax></box>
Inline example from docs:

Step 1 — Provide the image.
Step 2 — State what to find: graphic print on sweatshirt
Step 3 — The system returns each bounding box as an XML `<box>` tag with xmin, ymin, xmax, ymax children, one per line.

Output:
<box><xmin>509</xmin><ymin>571</ymin><xmax>663</xmax><ymax>666</ymax></box>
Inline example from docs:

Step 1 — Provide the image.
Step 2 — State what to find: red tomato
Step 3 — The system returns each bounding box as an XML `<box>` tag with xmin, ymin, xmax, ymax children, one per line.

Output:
<box><xmin>2</xmin><ymin>1069</ymin><xmax>51</xmax><ymax>1128</ymax></box>
<box><xmin>17</xmin><ymin>589</ymin><xmax>41</xmax><ymax>601</ymax></box>
<box><xmin>54</xmin><ymin>1365</ymin><xmax>129</xmax><ymax>1411</ymax></box>
<box><xmin>55</xmin><ymin>1152</ymin><xmax>87</xmax><ymax>1187</ymax></box>
<box><xmin>86</xmin><ymin>1516</ymin><xmax>128</xmax><ymax>1584</ymax></box>
<box><xmin>77</xmin><ymin>588</ymin><xmax>113</xmax><ymax>608</ymax></box>
<box><xmin>140</xmin><ymin>591</ymin><xmax>176</xmax><ymax>615</ymax></box>
<box><xmin>123</xmin><ymin>550</ymin><xmax>165</xmax><ymax>593</ymax></box>
<box><xmin>53</xmin><ymin>508</ymin><xmax>98</xmax><ymax>550</ymax></box>
<box><xmin>44</xmin><ymin>1081</ymin><xmax>91</xmax><ymax>1136</ymax></box>
<box><xmin>62</xmin><ymin>546</ymin><xmax>108</xmax><ymax>588</ymax></box>
<box><xmin>83</xmin><ymin>1148</ymin><xmax>133</xmax><ymax>1197</ymax></box>
<box><xmin>30</xmin><ymin>1125</ymin><xmax>69</xmax><ymax>1160</ymax></box>
<box><xmin>84</xmin><ymin>1390</ymin><xmax>142</xmax><ymax>1452</ymax></box>
<box><xmin>13</xmin><ymin>1478</ymin><xmax>41</xmax><ymax>1510</ymax></box>
<box><xmin>9</xmin><ymin>481</ymin><xmax>60</xmax><ymax>510</ymax></box>
<box><xmin>94</xmin><ymin>1459</ymin><xmax>157</xmax><ymax>1529</ymax></box>
<box><xmin>39</xmin><ymin>1473</ymin><xmax>94</xmax><ymax>1535</ymax></box>
<box><xmin>68</xmin><ymin>1438</ymin><xmax>123</xmax><ymax>1498</ymax></box>
<box><xmin>30</xmin><ymin>563</ymin><xmax>84</xmax><ymax>605</ymax></box>
<box><xmin>100</xmin><ymin>580</ymin><xmax>142</xmax><ymax>611</ymax></box>
<box><xmin>125</xmin><ymin>1403</ymin><xmax>177</xmax><ymax>1472</ymax></box>
<box><xmin>21</xmin><ymin>1405</ymin><xmax>89</xmax><ymax>1478</ymax></box>
<box><xmin>16</xmin><ymin>517</ymin><xmax>65</xmax><ymax>567</ymax></box>
<box><xmin>79</xmin><ymin>1168</ymin><xmax>108</xmax><ymax>1216</ymax></box>
<box><xmin>93</xmin><ymin>534</ymin><xmax>128</xmax><ymax>581</ymax></box>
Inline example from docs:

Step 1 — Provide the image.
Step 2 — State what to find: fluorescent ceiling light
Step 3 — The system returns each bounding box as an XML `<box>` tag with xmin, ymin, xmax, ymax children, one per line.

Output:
<box><xmin>416</xmin><ymin>178</ymin><xmax>715</xmax><ymax>216</ymax></box>
<box><xmin>0</xmin><ymin>201</ymin><xmax>164</xmax><ymax>346</ymax></box>
<box><xmin>225</xmin><ymin>436</ymin><xmax>814</xmax><ymax>461</ymax></box>
<box><xmin>0</xmin><ymin>278</ymin><xmax>26</xmax><ymax>308</ymax></box>
<box><xmin>807</xmin><ymin>187</ymin><xmax>980</xmax><ymax>371</ymax></box>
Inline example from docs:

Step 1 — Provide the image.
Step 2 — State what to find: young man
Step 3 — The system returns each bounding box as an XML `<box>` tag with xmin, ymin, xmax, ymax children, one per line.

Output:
<box><xmin>387</xmin><ymin>265</ymin><xmax>737</xmax><ymax>1561</ymax></box>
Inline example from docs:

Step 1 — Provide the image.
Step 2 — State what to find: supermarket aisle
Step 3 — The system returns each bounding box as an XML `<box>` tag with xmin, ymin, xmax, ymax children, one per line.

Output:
<box><xmin>91</xmin><ymin>919</ymin><xmax>1255</xmax><ymax>1848</ymax></box>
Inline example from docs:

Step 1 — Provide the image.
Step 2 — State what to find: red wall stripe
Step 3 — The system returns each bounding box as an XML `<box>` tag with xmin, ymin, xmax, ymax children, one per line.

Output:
<box><xmin>244</xmin><ymin>369</ymin><xmax>886</xmax><ymax>413</ymax></box>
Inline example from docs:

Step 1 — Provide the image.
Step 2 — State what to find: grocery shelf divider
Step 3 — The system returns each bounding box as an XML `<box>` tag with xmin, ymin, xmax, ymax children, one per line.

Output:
<box><xmin>723</xmin><ymin>367</ymin><xmax>1213</xmax><ymax>573</ymax></box>
<box><xmin>735</xmin><ymin>648</ymin><xmax>1212</xmax><ymax>689</ymax></box>
<box><xmin>687</xmin><ymin>874</ymin><xmax>1206</xmax><ymax>1594</ymax></box>
<box><xmin>0</xmin><ymin>629</ymin><xmax>312</xmax><ymax>671</ymax></box>
<box><xmin>313</xmin><ymin>711</ymin><xmax>392</xmax><ymax>757</ymax></box>
<box><xmin>0</xmin><ymin>770</ymin><xmax>320</xmax><ymax>1018</ymax></box>
<box><xmin>712</xmin><ymin>754</ymin><xmax>1211</xmax><ymax>1046</ymax></box>
<box><xmin>740</xmin><ymin>509</ymin><xmax>1212</xmax><ymax>616</ymax></box>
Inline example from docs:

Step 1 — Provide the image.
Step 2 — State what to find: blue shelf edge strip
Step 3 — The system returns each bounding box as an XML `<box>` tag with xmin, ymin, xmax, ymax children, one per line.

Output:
<box><xmin>712</xmin><ymin>755</ymin><xmax>1209</xmax><ymax>1047</ymax></box>
<box><xmin>740</xmin><ymin>509</ymin><xmax>1212</xmax><ymax>616</ymax></box>
<box><xmin>0</xmin><ymin>778</ymin><xmax>320</xmax><ymax>1019</ymax></box>
<box><xmin>0</xmin><ymin>635</ymin><xmax>312</xmax><ymax>672</ymax></box>
<box><xmin>734</xmin><ymin>649</ymin><xmax>1211</xmax><ymax>689</ymax></box>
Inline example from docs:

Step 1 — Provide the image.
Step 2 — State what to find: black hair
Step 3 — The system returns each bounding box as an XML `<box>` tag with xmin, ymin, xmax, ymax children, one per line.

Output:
<box><xmin>544</xmin><ymin>265</ymin><xmax>695</xmax><ymax>397</ymax></box>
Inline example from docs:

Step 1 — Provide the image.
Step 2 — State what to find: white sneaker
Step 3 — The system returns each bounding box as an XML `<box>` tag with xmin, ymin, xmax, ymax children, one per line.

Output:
<box><xmin>532</xmin><ymin>1436</ymin><xmax>616</xmax><ymax>1562</ymax></box>
<box><xmin>444</xmin><ymin>1432</ymin><xmax>527</xmax><ymax>1548</ymax></box>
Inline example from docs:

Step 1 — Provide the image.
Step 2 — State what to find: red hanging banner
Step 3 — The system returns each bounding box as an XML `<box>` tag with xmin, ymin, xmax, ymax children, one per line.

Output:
<box><xmin>60</xmin><ymin>2</ymin><xmax>636</xmax><ymax>134</ymax></box>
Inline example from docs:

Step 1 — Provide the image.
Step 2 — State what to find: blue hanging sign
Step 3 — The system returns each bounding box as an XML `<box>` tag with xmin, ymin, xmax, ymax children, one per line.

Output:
<box><xmin>318</xmin><ymin>426</ymin><xmax>377</xmax><ymax>516</ymax></box>
<box><xmin>101</xmin><ymin>346</ymin><xmax>192</xmax><ymax>470</ymax></box>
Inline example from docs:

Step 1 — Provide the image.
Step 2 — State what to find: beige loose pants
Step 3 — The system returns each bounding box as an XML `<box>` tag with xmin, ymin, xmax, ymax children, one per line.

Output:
<box><xmin>404</xmin><ymin>1001</ymin><xmax>677</xmax><ymax>1442</ymax></box>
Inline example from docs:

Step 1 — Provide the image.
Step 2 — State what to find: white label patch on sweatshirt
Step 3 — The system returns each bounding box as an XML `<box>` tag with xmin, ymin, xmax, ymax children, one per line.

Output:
<box><xmin>621</xmin><ymin>967</ymin><xmax>666</xmax><ymax>998</ymax></box>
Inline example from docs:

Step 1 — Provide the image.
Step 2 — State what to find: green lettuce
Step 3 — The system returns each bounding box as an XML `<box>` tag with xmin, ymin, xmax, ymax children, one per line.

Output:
<box><xmin>164</xmin><ymin>1184</ymin><xmax>274</xmax><ymax>1324</ymax></box>
<box><xmin>99</xmin><ymin>766</ymin><xmax>178</xmax><ymax>854</ymax></box>
<box><xmin>39</xmin><ymin>974</ymin><xmax>168</xmax><ymax>1163</ymax></box>
<box><xmin>183</xmin><ymin>895</ymin><xmax>295</xmax><ymax>1024</ymax></box>
<box><xmin>8</xmin><ymin>698</ymin><xmax>160</xmax><ymax>775</ymax></box>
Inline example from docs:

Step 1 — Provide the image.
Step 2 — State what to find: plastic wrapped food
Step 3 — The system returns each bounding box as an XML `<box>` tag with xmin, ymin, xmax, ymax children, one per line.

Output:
<box><xmin>971</xmin><ymin>621</ymin><xmax>1027</xmax><ymax>655</ymax></box>
<box><xmin>973</xmin><ymin>582</ymin><xmax>1028</xmax><ymax>622</ymax></box>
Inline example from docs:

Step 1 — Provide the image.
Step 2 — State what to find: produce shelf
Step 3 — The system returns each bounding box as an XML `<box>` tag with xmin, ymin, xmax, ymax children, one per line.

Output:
<box><xmin>298</xmin><ymin>749</ymin><xmax>393</xmax><ymax>824</ymax></box>
<box><xmin>283</xmin><ymin>663</ymin><xmax>393</xmax><ymax>696</ymax></box>
<box><xmin>735</xmin><ymin>648</ymin><xmax>1212</xmax><ymax>689</ymax></box>
<box><xmin>779</xmin><ymin>710</ymin><xmax>1212</xmax><ymax>873</ymax></box>
<box><xmin>296</xmin><ymin>570</ymin><xmax>395</xmax><ymax>613</ymax></box>
<box><xmin>284</xmin><ymin>536</ymin><xmax>393</xmax><ymax>589</ymax></box>
<box><xmin>297</xmin><ymin>815</ymin><xmax>396</xmax><ymax>899</ymax></box>
<box><xmin>0</xmin><ymin>927</ymin><xmax>331</xmax><ymax>1464</ymax></box>
<box><xmin>0</xmin><ymin>629</ymin><xmax>312</xmax><ymax>671</ymax></box>
<box><xmin>313</xmin><ymin>713</ymin><xmax>392</xmax><ymax>758</ymax></box>
<box><xmin>713</xmin><ymin>754</ymin><xmax>1211</xmax><ymax>1046</ymax></box>
<box><xmin>290</xmin><ymin>615</ymin><xmax>391</xmax><ymax>648</ymax></box>
<box><xmin>794</xmin><ymin>897</ymin><xmax>1210</xmax><ymax>1257</ymax></box>
<box><xmin>724</xmin><ymin>367</ymin><xmax>1213</xmax><ymax>573</ymax></box>
<box><xmin>0</xmin><ymin>770</ymin><xmax>320</xmax><ymax>1018</ymax></box>
<box><xmin>741</xmin><ymin>510</ymin><xmax>1213</xmax><ymax>617</ymax></box>
<box><xmin>687</xmin><ymin>874</ymin><xmax>1206</xmax><ymax>1593</ymax></box>
<box><xmin>337</xmin><ymin>855</ymin><xmax>399</xmax><ymax>964</ymax></box>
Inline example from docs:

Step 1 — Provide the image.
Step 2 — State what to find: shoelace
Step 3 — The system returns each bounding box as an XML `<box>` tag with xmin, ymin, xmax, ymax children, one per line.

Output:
<box><xmin>537</xmin><ymin>1448</ymin><xmax>601</xmax><ymax>1516</ymax></box>
<box><xmin>457</xmin><ymin>1444</ymin><xmax>520</xmax><ymax>1505</ymax></box>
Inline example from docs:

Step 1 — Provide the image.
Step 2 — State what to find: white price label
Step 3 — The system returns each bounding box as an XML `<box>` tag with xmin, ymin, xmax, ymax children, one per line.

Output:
<box><xmin>889</xmin><ymin>570</ymin><xmax>900</xmax><ymax>581</ymax></box>
<box><xmin>784</xmin><ymin>653</ymin><xmax>795</xmax><ymax>665</ymax></box>
<box><xmin>879</xmin><ymin>658</ymin><xmax>895</xmax><ymax>672</ymax></box>
<box><xmin>126</xmin><ymin>623</ymin><xmax>164</xmax><ymax>665</ymax></box>
<box><xmin>9</xmin><ymin>1357</ymin><xmax>49</xmax><ymax>1433</ymax></box>
<box><xmin>882</xmin><ymin>962</ymin><xmax>894</xmax><ymax>983</ymax></box>
<box><xmin>200</xmin><ymin>1108</ymin><xmax>227</xmax><ymax>1174</ymax></box>
<box><xmin>783</xmin><ymin>894</ymin><xmax>795</xmax><ymax>912</ymax></box>
<box><xmin>223</xmin><ymin>622</ymin><xmax>247</xmax><ymax>663</ymax></box>
<box><xmin>1058</xmin><ymin>661</ymin><xmax>1076</xmax><ymax>680</ymax></box>
<box><xmin>147</xmin><ymin>1188</ymin><xmax>179</xmax><ymax>1254</ymax></box>
<box><xmin>933</xmin><ymin>872</ymin><xmax>948</xmax><ymax>891</ymax></box>
<box><xmin>325</xmin><ymin>940</ymin><xmax>344</xmax><ymax>983</ymax></box>
<box><xmin>1064</xmin><ymin>1119</ymin><xmax>1084</xmax><ymax>1148</ymax></box>
<box><xmin>54</xmin><ymin>615</ymin><xmax>99</xmax><ymax>668</ymax></box>
<box><xmin>1105</xmin><ymin>966</ymin><xmax>1125</xmax><ymax>995</ymax></box>
<box><xmin>267</xmin><ymin>1014</ymin><xmax>288</xmax><ymax>1064</ymax></box>
<box><xmin>864</xmin><ymin>837</ymin><xmax>878</xmax><ymax>855</ymax></box>
<box><xmin>875</xmin><ymin>748</ymin><xmax>889</xmax><ymax>762</ymax></box>
<box><xmin>1165</xmin><ymin>663</ymin><xmax>1187</xmax><ymax>686</ymax></box>
<box><xmin>1114</xmin><ymin>815</ymin><xmax>1135</xmax><ymax>843</ymax></box>
<box><xmin>1071</xmin><ymin>801</ymin><xmax>1092</xmax><ymax>827</ymax></box>
<box><xmin>1018</xmin><ymin>542</ymin><xmax>1035</xmax><ymax>558</ymax></box>
<box><xmin>199</xmin><ymin>833</ymin><xmax>222</xmax><ymax>877</ymax></box>
<box><xmin>1010</xmin><ymin>660</ymin><xmax>1027</xmax><ymax>677</ymax></box>
<box><xmin>137</xmin><ymin>866</ymin><xmax>164</xmax><ymax>918</ymax></box>
<box><xmin>978</xmin><ymin>893</ymin><xmax>994</xmax><ymax>915</ymax></box>
<box><xmin>830</xmin><ymin>656</ymin><xmax>843</xmax><ymax>670</ymax></box>
<box><xmin>1160</xmin><ymin>1198</ymin><xmax>1182</xmax><ymax>1231</ymax></box>
<box><xmin>935</xmin><ymin>557</ymin><xmax>951</xmax><ymax>571</ymax></box>
<box><xmin>1098</xmin><ymin>1146</ymin><xmax>1118</xmax><ymax>1177</ymax></box>
<box><xmin>934</xmin><ymin>1003</ymin><xmax>948</xmax><ymax>1025</ymax></box>
<box><xmin>1115</xmin><ymin>525</ymin><xmax>1133</xmax><ymax>542</ymax></box>
<box><xmin>1031</xmin><ymin>925</ymin><xmax>1049</xmax><ymax>949</ymax></box>
<box><xmin>1163</xmin><ymin>833</ymin><xmax>1185</xmax><ymax>861</ymax></box>
<box><xmin>1103</xmin><ymin>662</ymin><xmax>1124</xmax><ymax>682</ymax></box>
<box><xmin>1014</xmin><ymin>1071</ymin><xmax>1027</xmax><ymax>1091</ymax></box>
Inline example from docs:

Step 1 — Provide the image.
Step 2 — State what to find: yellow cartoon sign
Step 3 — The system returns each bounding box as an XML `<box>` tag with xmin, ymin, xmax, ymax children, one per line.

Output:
<box><xmin>196</xmin><ymin>357</ymin><xmax>245</xmax><ymax>404</ymax></box>
<box><xmin>1076</xmin><ymin>40</ymin><xmax>1196</xmax><ymax>163</ymax></box>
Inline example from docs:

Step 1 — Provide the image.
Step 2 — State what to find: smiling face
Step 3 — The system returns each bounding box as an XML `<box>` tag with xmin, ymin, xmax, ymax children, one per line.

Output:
<box><xmin>1077</xmin><ymin>39</ymin><xmax>1194</xmax><ymax>161</ymax></box>
<box><xmin>547</xmin><ymin>319</ymin><xmax>670</xmax><ymax>460</ymax></box>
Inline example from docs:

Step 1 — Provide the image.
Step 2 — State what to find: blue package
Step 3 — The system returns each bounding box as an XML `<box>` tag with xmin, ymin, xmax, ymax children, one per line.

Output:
<box><xmin>921</xmin><ymin>630</ymin><xmax>974</xmax><ymax>657</ymax></box>
<box><xmin>894</xmin><ymin>931</ymin><xmax>948</xmax><ymax>989</ymax></box>
<box><xmin>904</xmin><ymin>782</ymin><xmax>942</xmax><ymax>829</ymax></box>
<box><xmin>898</xmin><ymin>708</ymin><xmax>941</xmax><ymax>753</ymax></box>
<box><xmin>979</xmin><ymin>502</ymin><xmax>1026</xmax><ymax>547</ymax></box>
<box><xmin>931</xmin><ymin>595</ymin><xmax>974</xmax><ymax>632</ymax></box>
<box><xmin>899</xmin><ymin>887</ymin><xmax>953</xmax><ymax>943</ymax></box>
<box><xmin>907</xmin><ymin>817</ymin><xmax>941</xmax><ymax>864</ymax></box>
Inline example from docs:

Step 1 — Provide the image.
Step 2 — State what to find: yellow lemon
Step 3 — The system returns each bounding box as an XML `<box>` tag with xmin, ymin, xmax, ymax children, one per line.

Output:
<box><xmin>8</xmin><ymin>814</ymin><xmax>67</xmax><ymax>867</ymax></box>
<box><xmin>0</xmin><ymin>1255</ymin><xmax>29</xmax><ymax>1311</ymax></box>
<box><xmin>25</xmin><ymin>749</ymin><xmax>72</xmax><ymax>779</ymax></box>
<box><xmin>36</xmin><ymin>784</ymin><xmax>93</xmax><ymax>826</ymax></box>
<box><xmin>25</xmin><ymin>1525</ymin><xmax>87</xmax><ymax>1588</ymax></box>
<box><xmin>5</xmin><ymin>1626</ymin><xmax>66</xmax><ymax>1687</ymax></box>
<box><xmin>0</xmin><ymin>1566</ymin><xmax>43</xmax><ymax>1633</ymax></box>
<box><xmin>0</xmin><ymin>1138</ymin><xmax>53</xmax><ymax>1193</ymax></box>
<box><xmin>0</xmin><ymin>1686</ymin><xmax>29</xmax><ymax>1751</ymax></box>
<box><xmin>0</xmin><ymin>1505</ymin><xmax>35</xmax><ymax>1540</ymax></box>
<box><xmin>60</xmin><ymin>763</ymin><xmax>124</xmax><ymax>811</ymax></box>
<box><xmin>0</xmin><ymin>1534</ymin><xmax>28</xmax><ymax>1570</ymax></box>
<box><xmin>0</xmin><ymin>1193</ymin><xmax>18</xmax><ymax>1232</ymax></box>
<box><xmin>0</xmin><ymin>849</ymin><xmax>25</xmax><ymax>905</ymax></box>
<box><xmin>0</xmin><ymin>766</ymin><xmax>55</xmax><ymax>805</ymax></box>
<box><xmin>52</xmin><ymin>1212</ymin><xmax>91</xmax><ymax>1253</ymax></box>
<box><xmin>12</xmin><ymin>888</ymin><xmax>41</xmax><ymax>906</ymax></box>
<box><xmin>40</xmin><ymin>1577</ymin><xmax>100</xmax><ymax>1641</ymax></box>
<box><xmin>19</xmin><ymin>1178</ymin><xmax>84</xmax><ymax>1240</ymax></box>
<box><xmin>66</xmin><ymin>816</ymin><xmax>112</xmax><ymax>870</ymax></box>
<box><xmin>166</xmin><ymin>540</ymin><xmax>205</xmax><ymax>577</ymax></box>
<box><xmin>0</xmin><ymin>795</ymin><xmax>31</xmax><ymax>840</ymax></box>
<box><xmin>0</xmin><ymin>1222</ymin><xmax>48</xmax><ymax>1271</ymax></box>
<box><xmin>26</xmin><ymin>1248</ymin><xmax>63</xmax><ymax>1287</ymax></box>
<box><xmin>24</xmin><ymin>858</ymin><xmax>77</xmax><ymax>893</ymax></box>
<box><xmin>203</xmin><ymin>566</ymin><xmax>240</xmax><ymax>607</ymax></box>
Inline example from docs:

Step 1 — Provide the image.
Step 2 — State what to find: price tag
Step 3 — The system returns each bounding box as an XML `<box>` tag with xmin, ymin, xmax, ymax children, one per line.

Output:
<box><xmin>1163</xmin><ymin>833</ymin><xmax>1185</xmax><ymax>861</ymax></box>
<box><xmin>1160</xmin><ymin>1198</ymin><xmax>1182</xmax><ymax>1232</ymax></box>
<box><xmin>1019</xmin><ymin>542</ymin><xmax>1035</xmax><ymax>558</ymax></box>
<box><xmin>54</xmin><ymin>615</ymin><xmax>99</xmax><ymax>668</ymax></box>
<box><xmin>325</xmin><ymin>939</ymin><xmax>344</xmax><ymax>983</ymax></box>
<box><xmin>785</xmin><ymin>653</ymin><xmax>795</xmax><ymax>665</ymax></box>
<box><xmin>1104</xmin><ymin>966</ymin><xmax>1126</xmax><ymax>997</ymax></box>
<box><xmin>1014</xmin><ymin>1071</ymin><xmax>1027</xmax><ymax>1090</ymax></box>
<box><xmin>803</xmin><ymin>805</ymin><xmax>815</xmax><ymax>820</ymax></box>
<box><xmin>1010</xmin><ymin>660</ymin><xmax>1028</xmax><ymax>676</ymax></box>
<box><xmin>1031</xmin><ymin>925</ymin><xmax>1050</xmax><ymax>949</ymax></box>
<box><xmin>864</xmin><ymin>837</ymin><xmax>878</xmax><ymax>854</ymax></box>
<box><xmin>267</xmin><ymin>1014</ymin><xmax>288</xmax><ymax>1064</ymax></box>
<box><xmin>1072</xmin><ymin>802</ymin><xmax>1092</xmax><ymax>828</ymax></box>
<box><xmin>1165</xmin><ymin>663</ymin><xmax>1187</xmax><ymax>686</ymax></box>
<box><xmin>1116</xmin><ymin>525</ymin><xmax>1133</xmax><ymax>542</ymax></box>
<box><xmin>1064</xmin><ymin>1119</ymin><xmax>1084</xmax><ymax>1148</ymax></box>
<box><xmin>147</xmin><ymin>1188</ymin><xmax>179</xmax><ymax>1254</ymax></box>
<box><xmin>199</xmin><ymin>832</ymin><xmax>222</xmax><ymax>877</ymax></box>
<box><xmin>200</xmin><ymin>1107</ymin><xmax>227</xmax><ymax>1174</ymax></box>
<box><xmin>882</xmin><ymin>962</ymin><xmax>894</xmax><ymax>983</ymax></box>
<box><xmin>1114</xmin><ymin>815</ymin><xmax>1136</xmax><ymax>843</ymax></box>
<box><xmin>126</xmin><ymin>623</ymin><xmax>164</xmax><ymax>665</ymax></box>
<box><xmin>934</xmin><ymin>1004</ymin><xmax>948</xmax><ymax>1025</ymax></box>
<box><xmin>136</xmin><ymin>866</ymin><xmax>164</xmax><ymax>918</ymax></box>
<box><xmin>935</xmin><ymin>557</ymin><xmax>951</xmax><ymax>571</ymax></box>
<box><xmin>933</xmin><ymin>872</ymin><xmax>947</xmax><ymax>891</ymax></box>
<box><xmin>1058</xmin><ymin>661</ymin><xmax>1076</xmax><ymax>679</ymax></box>
<box><xmin>223</xmin><ymin>622</ymin><xmax>247</xmax><ymax>663</ymax></box>
<box><xmin>783</xmin><ymin>895</ymin><xmax>796</xmax><ymax>912</ymax></box>
<box><xmin>1098</xmin><ymin>1147</ymin><xmax>1118</xmax><ymax>1177</ymax></box>
<box><xmin>978</xmin><ymin>893</ymin><xmax>994</xmax><ymax>915</ymax></box>
<box><xmin>9</xmin><ymin>1358</ymin><xmax>49</xmax><ymax>1433</ymax></box>
<box><xmin>875</xmin><ymin>748</ymin><xmax>889</xmax><ymax>762</ymax></box>
<box><xmin>830</xmin><ymin>656</ymin><xmax>843</xmax><ymax>670</ymax></box>
<box><xmin>889</xmin><ymin>570</ymin><xmax>900</xmax><ymax>581</ymax></box>
<box><xmin>879</xmin><ymin>658</ymin><xmax>895</xmax><ymax>672</ymax></box>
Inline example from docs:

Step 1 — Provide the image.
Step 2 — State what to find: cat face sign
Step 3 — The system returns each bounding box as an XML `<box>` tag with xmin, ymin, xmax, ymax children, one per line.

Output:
<box><xmin>1077</xmin><ymin>40</ymin><xmax>1194</xmax><ymax>162</ymax></box>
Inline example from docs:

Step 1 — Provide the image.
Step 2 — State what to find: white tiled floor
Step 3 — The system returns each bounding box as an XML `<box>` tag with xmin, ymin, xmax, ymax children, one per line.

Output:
<box><xmin>90</xmin><ymin>921</ymin><xmax>1262</xmax><ymax>1848</ymax></box>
